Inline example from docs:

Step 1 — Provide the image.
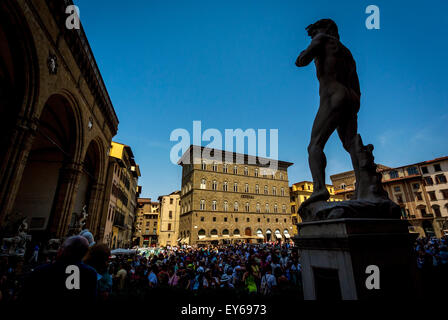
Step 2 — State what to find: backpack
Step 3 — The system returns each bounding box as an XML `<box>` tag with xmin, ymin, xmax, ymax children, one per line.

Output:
<box><xmin>260</xmin><ymin>275</ymin><xmax>272</xmax><ymax>295</ymax></box>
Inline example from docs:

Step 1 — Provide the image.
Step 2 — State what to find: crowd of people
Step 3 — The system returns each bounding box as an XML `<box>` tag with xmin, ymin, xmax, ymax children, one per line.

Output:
<box><xmin>108</xmin><ymin>242</ymin><xmax>302</xmax><ymax>300</ymax></box>
<box><xmin>0</xmin><ymin>236</ymin><xmax>302</xmax><ymax>302</ymax></box>
<box><xmin>415</xmin><ymin>236</ymin><xmax>448</xmax><ymax>290</ymax></box>
<box><xmin>1</xmin><ymin>235</ymin><xmax>448</xmax><ymax>302</ymax></box>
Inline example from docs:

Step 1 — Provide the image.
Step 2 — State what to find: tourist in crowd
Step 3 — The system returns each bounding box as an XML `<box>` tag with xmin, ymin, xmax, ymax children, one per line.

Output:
<box><xmin>260</xmin><ymin>265</ymin><xmax>277</xmax><ymax>295</ymax></box>
<box><xmin>147</xmin><ymin>264</ymin><xmax>158</xmax><ymax>288</ymax></box>
<box><xmin>21</xmin><ymin>236</ymin><xmax>97</xmax><ymax>303</ymax></box>
<box><xmin>243</xmin><ymin>263</ymin><xmax>258</xmax><ymax>294</ymax></box>
<box><xmin>83</xmin><ymin>243</ymin><xmax>112</xmax><ymax>300</ymax></box>
<box><xmin>114</xmin><ymin>263</ymin><xmax>128</xmax><ymax>292</ymax></box>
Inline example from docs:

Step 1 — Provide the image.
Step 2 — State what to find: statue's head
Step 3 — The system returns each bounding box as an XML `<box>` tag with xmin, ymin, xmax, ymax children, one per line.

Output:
<box><xmin>79</xmin><ymin>229</ymin><xmax>95</xmax><ymax>247</ymax></box>
<box><xmin>306</xmin><ymin>19</ymin><xmax>339</xmax><ymax>40</ymax></box>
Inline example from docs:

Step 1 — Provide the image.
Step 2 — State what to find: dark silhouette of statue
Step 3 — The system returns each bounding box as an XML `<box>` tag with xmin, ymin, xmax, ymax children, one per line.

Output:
<box><xmin>295</xmin><ymin>19</ymin><xmax>400</xmax><ymax>221</ymax></box>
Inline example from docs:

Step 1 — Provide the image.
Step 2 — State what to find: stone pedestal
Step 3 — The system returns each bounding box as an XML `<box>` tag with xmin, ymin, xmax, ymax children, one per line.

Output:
<box><xmin>294</xmin><ymin>218</ymin><xmax>418</xmax><ymax>300</ymax></box>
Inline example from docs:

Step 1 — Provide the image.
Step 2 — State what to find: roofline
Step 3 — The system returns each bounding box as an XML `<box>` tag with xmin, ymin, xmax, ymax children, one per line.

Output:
<box><xmin>330</xmin><ymin>164</ymin><xmax>390</xmax><ymax>179</ymax></box>
<box><xmin>378</xmin><ymin>156</ymin><xmax>448</xmax><ymax>171</ymax></box>
<box><xmin>291</xmin><ymin>181</ymin><xmax>334</xmax><ymax>187</ymax></box>
<box><xmin>177</xmin><ymin>145</ymin><xmax>294</xmax><ymax>168</ymax></box>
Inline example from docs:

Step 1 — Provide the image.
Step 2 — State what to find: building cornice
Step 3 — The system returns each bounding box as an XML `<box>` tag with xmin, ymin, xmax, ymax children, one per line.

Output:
<box><xmin>45</xmin><ymin>0</ymin><xmax>119</xmax><ymax>135</ymax></box>
<box><xmin>178</xmin><ymin>145</ymin><xmax>294</xmax><ymax>169</ymax></box>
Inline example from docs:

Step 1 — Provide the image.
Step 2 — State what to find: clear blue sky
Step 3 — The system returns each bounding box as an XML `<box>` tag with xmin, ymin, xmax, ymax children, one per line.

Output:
<box><xmin>75</xmin><ymin>0</ymin><xmax>448</xmax><ymax>199</ymax></box>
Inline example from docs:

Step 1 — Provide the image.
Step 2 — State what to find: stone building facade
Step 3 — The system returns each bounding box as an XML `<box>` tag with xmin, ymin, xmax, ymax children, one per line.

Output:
<box><xmin>158</xmin><ymin>191</ymin><xmax>181</xmax><ymax>247</ymax></box>
<box><xmin>289</xmin><ymin>181</ymin><xmax>343</xmax><ymax>235</ymax></box>
<box><xmin>133</xmin><ymin>198</ymin><xmax>159</xmax><ymax>247</ymax></box>
<box><xmin>416</xmin><ymin>157</ymin><xmax>448</xmax><ymax>236</ymax></box>
<box><xmin>98</xmin><ymin>142</ymin><xmax>141</xmax><ymax>249</ymax></box>
<box><xmin>178</xmin><ymin>146</ymin><xmax>294</xmax><ymax>245</ymax></box>
<box><xmin>329</xmin><ymin>164</ymin><xmax>390</xmax><ymax>201</ymax></box>
<box><xmin>330</xmin><ymin>157</ymin><xmax>448</xmax><ymax>237</ymax></box>
<box><xmin>0</xmin><ymin>0</ymin><xmax>118</xmax><ymax>242</ymax></box>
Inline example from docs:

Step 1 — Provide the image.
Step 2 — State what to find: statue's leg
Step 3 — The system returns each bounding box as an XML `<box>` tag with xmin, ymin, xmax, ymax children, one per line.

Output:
<box><xmin>303</xmin><ymin>97</ymin><xmax>339</xmax><ymax>206</ymax></box>
<box><xmin>337</xmin><ymin>108</ymin><xmax>360</xmax><ymax>199</ymax></box>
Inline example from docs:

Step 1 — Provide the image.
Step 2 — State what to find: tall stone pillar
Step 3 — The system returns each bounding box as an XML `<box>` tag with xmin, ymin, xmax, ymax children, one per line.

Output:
<box><xmin>0</xmin><ymin>116</ymin><xmax>37</xmax><ymax>225</ymax></box>
<box><xmin>49</xmin><ymin>161</ymin><xmax>83</xmax><ymax>238</ymax></box>
<box><xmin>86</xmin><ymin>182</ymin><xmax>105</xmax><ymax>239</ymax></box>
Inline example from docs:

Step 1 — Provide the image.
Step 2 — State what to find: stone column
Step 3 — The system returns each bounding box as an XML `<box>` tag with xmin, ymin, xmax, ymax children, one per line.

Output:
<box><xmin>49</xmin><ymin>161</ymin><xmax>83</xmax><ymax>238</ymax></box>
<box><xmin>0</xmin><ymin>116</ymin><xmax>37</xmax><ymax>224</ymax></box>
<box><xmin>85</xmin><ymin>182</ymin><xmax>105</xmax><ymax>239</ymax></box>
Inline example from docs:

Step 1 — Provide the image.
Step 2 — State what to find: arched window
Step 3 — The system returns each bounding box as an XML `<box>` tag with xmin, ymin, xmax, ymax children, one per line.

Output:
<box><xmin>233</xmin><ymin>165</ymin><xmax>238</xmax><ymax>174</ymax></box>
<box><xmin>274</xmin><ymin>204</ymin><xmax>278</xmax><ymax>213</ymax></box>
<box><xmin>265</xmin><ymin>203</ymin><xmax>269</xmax><ymax>213</ymax></box>
<box><xmin>281</xmin><ymin>187</ymin><xmax>285</xmax><ymax>196</ymax></box>
<box><xmin>223</xmin><ymin>163</ymin><xmax>228</xmax><ymax>173</ymax></box>
<box><xmin>200</xmin><ymin>179</ymin><xmax>206</xmax><ymax>189</ymax></box>
<box><xmin>212</xmin><ymin>200</ymin><xmax>217</xmax><ymax>211</ymax></box>
<box><xmin>222</xmin><ymin>229</ymin><xmax>229</xmax><ymax>236</ymax></box>
<box><xmin>212</xmin><ymin>180</ymin><xmax>217</xmax><ymax>190</ymax></box>
<box><xmin>245</xmin><ymin>202</ymin><xmax>250</xmax><ymax>212</ymax></box>
<box><xmin>244</xmin><ymin>166</ymin><xmax>248</xmax><ymax>175</ymax></box>
<box><xmin>245</xmin><ymin>183</ymin><xmax>249</xmax><ymax>193</ymax></box>
<box><xmin>223</xmin><ymin>181</ymin><xmax>228</xmax><ymax>191</ymax></box>
<box><xmin>255</xmin><ymin>184</ymin><xmax>259</xmax><ymax>194</ymax></box>
<box><xmin>200</xmin><ymin>200</ymin><xmax>205</xmax><ymax>210</ymax></box>
<box><xmin>264</xmin><ymin>186</ymin><xmax>268</xmax><ymax>195</ymax></box>
<box><xmin>256</xmin><ymin>203</ymin><xmax>261</xmax><ymax>213</ymax></box>
<box><xmin>254</xmin><ymin>168</ymin><xmax>259</xmax><ymax>177</ymax></box>
<box><xmin>272</xmin><ymin>187</ymin><xmax>277</xmax><ymax>195</ymax></box>
<box><xmin>233</xmin><ymin>183</ymin><xmax>238</xmax><ymax>192</ymax></box>
<box><xmin>210</xmin><ymin>229</ymin><xmax>218</xmax><ymax>236</ymax></box>
<box><xmin>233</xmin><ymin>229</ymin><xmax>240</xmax><ymax>236</ymax></box>
<box><xmin>282</xmin><ymin>204</ymin><xmax>286</xmax><ymax>213</ymax></box>
<box><xmin>223</xmin><ymin>201</ymin><xmax>228</xmax><ymax>212</ymax></box>
<box><xmin>234</xmin><ymin>202</ymin><xmax>239</xmax><ymax>212</ymax></box>
<box><xmin>212</xmin><ymin>161</ymin><xmax>218</xmax><ymax>172</ymax></box>
<box><xmin>274</xmin><ymin>229</ymin><xmax>282</xmax><ymax>240</ymax></box>
<box><xmin>201</xmin><ymin>161</ymin><xmax>207</xmax><ymax>170</ymax></box>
